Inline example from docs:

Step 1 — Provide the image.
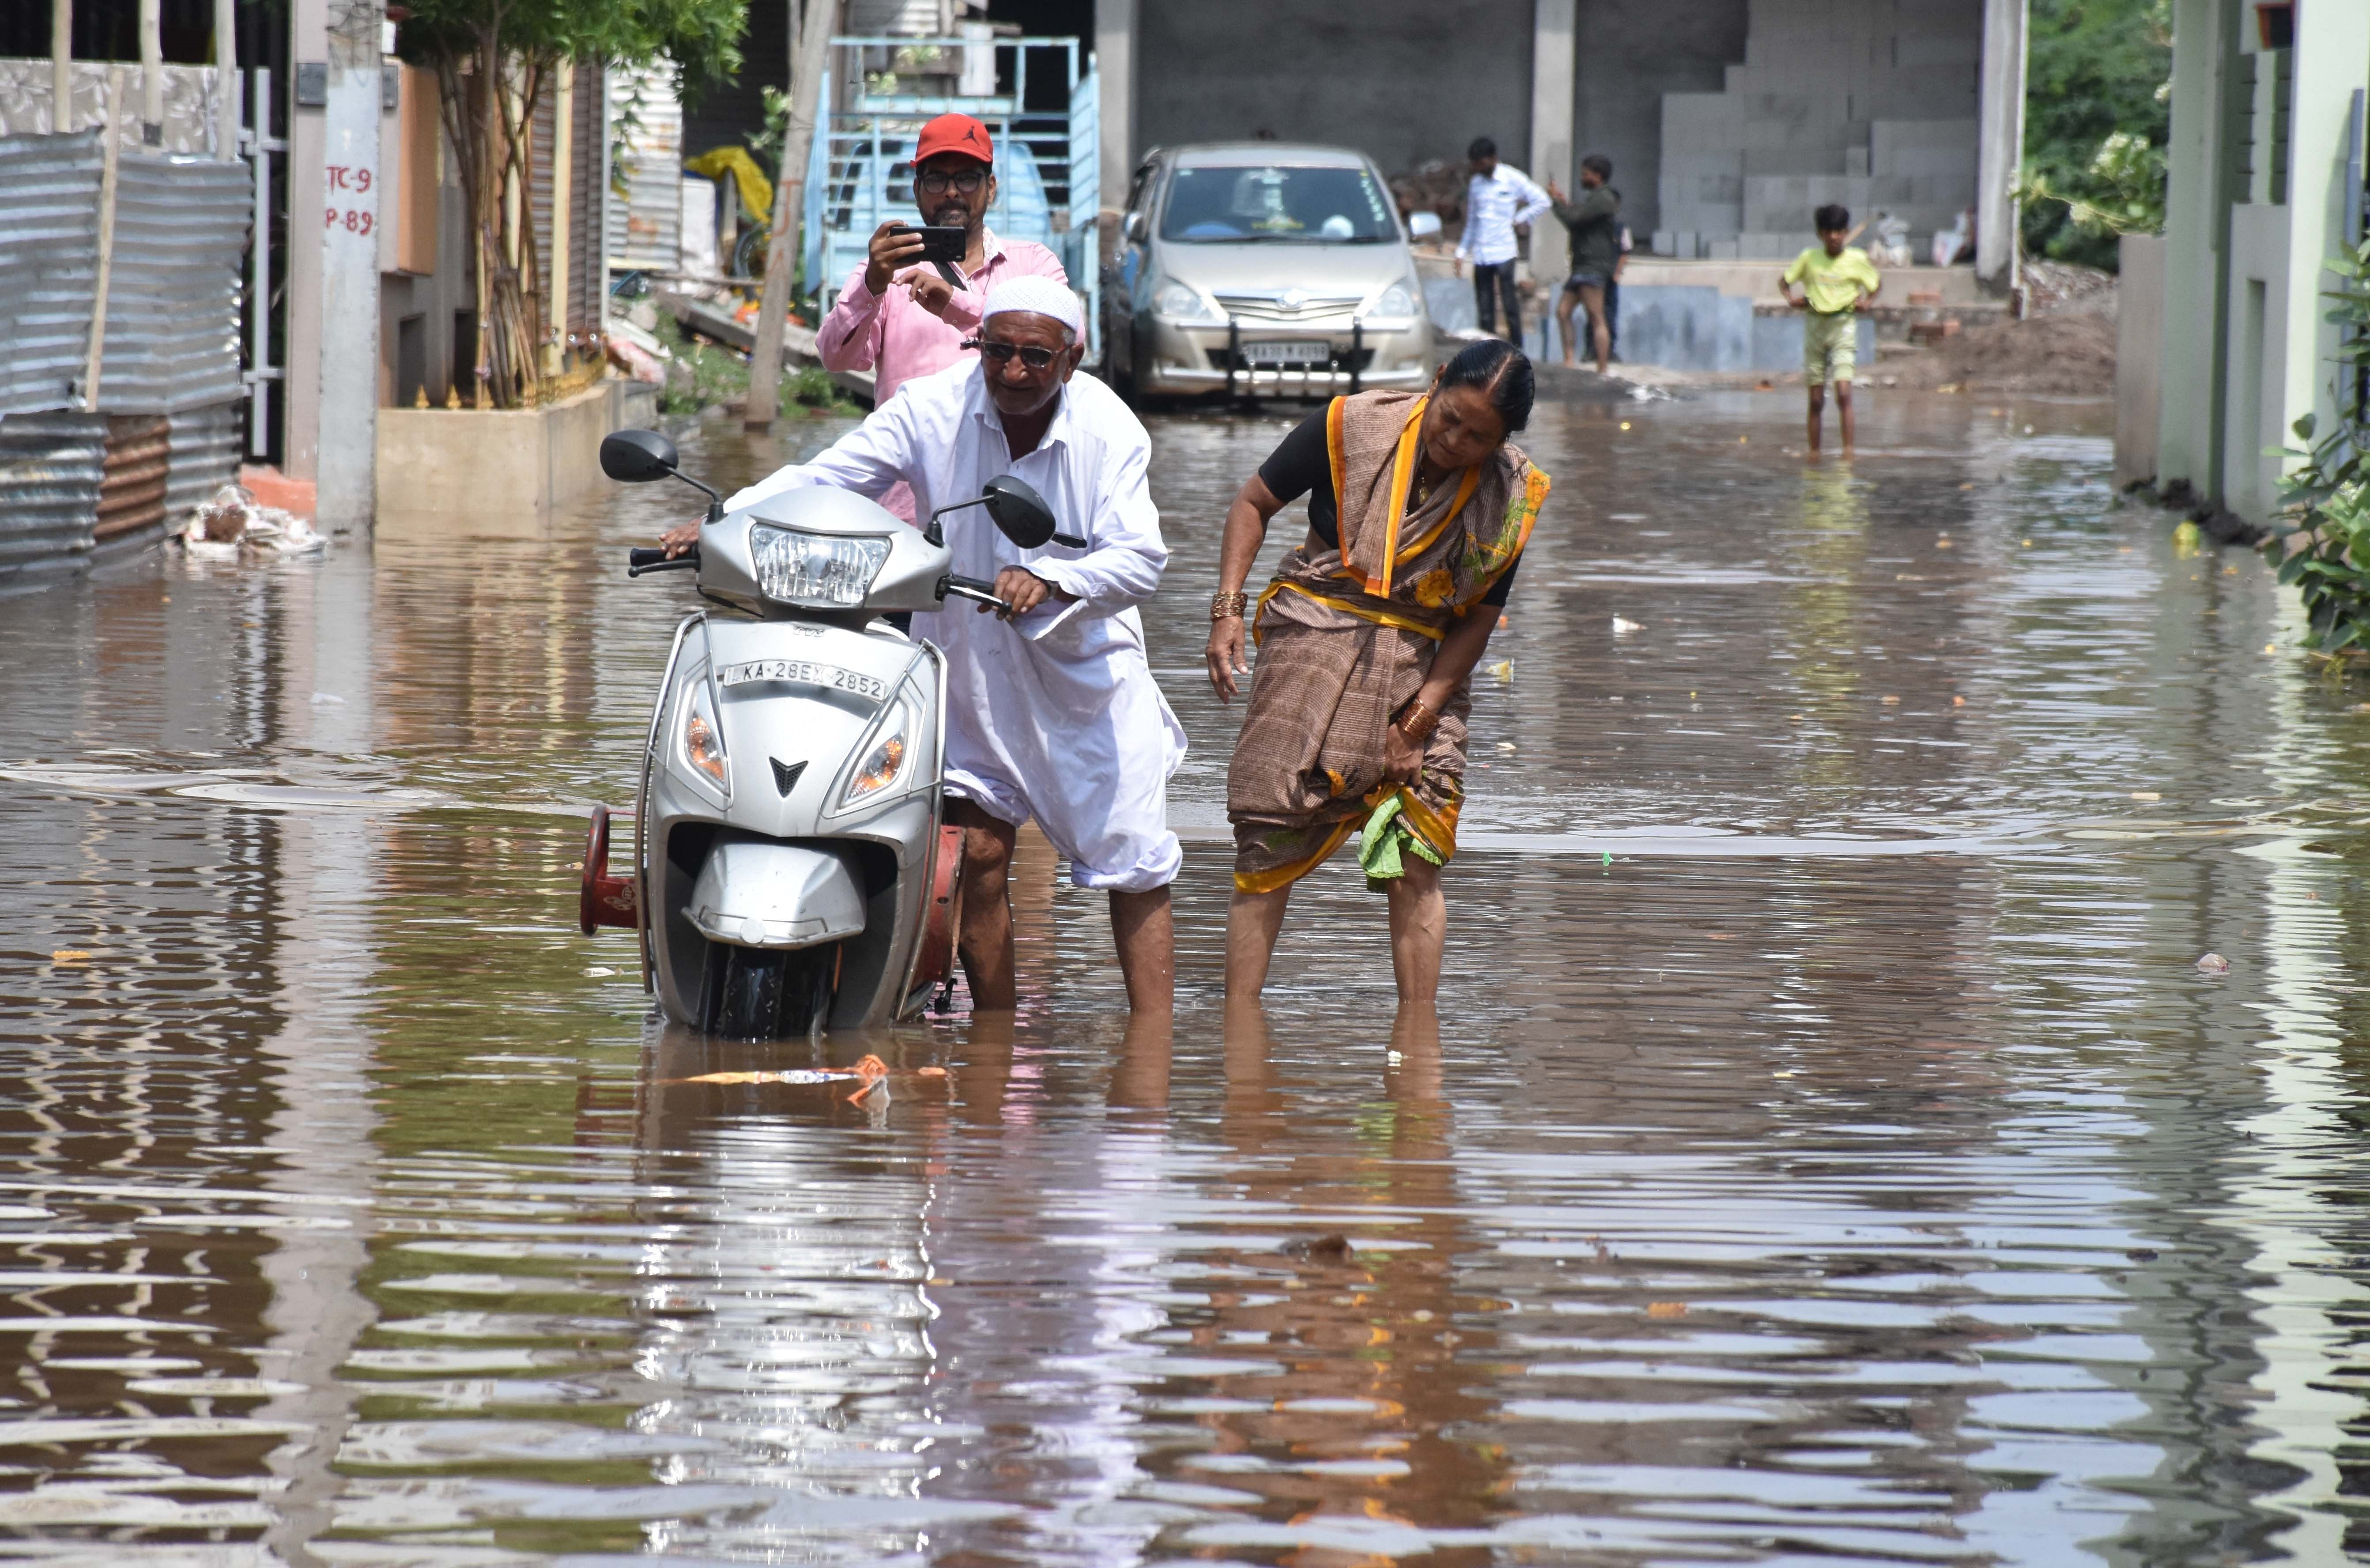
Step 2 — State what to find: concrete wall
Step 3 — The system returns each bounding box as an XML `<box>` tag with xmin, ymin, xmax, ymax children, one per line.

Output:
<box><xmin>1615</xmin><ymin>285</ymin><xmax>1872</xmax><ymax>371</ymax></box>
<box><xmin>2115</xmin><ymin>233</ymin><xmax>2163</xmax><ymax>490</ymax></box>
<box><xmin>1574</xmin><ymin>0</ymin><xmax>1751</xmax><ymax>241</ymax></box>
<box><xmin>376</xmin><ymin>377</ymin><xmax>657</xmax><ymax>534</ymax></box>
<box><xmin>1655</xmin><ymin>0</ymin><xmax>1982</xmax><ymax>260</ymax></box>
<box><xmin>1135</xmin><ymin>0</ymin><xmax>1533</xmax><ymax>180</ymax></box>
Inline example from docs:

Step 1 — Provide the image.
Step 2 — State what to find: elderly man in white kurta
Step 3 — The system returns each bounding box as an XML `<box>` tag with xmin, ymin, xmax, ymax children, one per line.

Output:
<box><xmin>718</xmin><ymin>276</ymin><xmax>1183</xmax><ymax>1013</ymax></box>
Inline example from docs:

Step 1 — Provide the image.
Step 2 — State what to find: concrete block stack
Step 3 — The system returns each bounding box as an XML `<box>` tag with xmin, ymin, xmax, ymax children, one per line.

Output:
<box><xmin>1652</xmin><ymin>0</ymin><xmax>1981</xmax><ymax>260</ymax></box>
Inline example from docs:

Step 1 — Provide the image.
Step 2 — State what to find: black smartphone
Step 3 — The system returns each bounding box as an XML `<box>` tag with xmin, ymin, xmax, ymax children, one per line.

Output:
<box><xmin>893</xmin><ymin>225</ymin><xmax>969</xmax><ymax>265</ymax></box>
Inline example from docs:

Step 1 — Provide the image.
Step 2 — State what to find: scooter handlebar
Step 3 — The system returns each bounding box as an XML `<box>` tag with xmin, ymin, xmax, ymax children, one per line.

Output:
<box><xmin>938</xmin><ymin>573</ymin><xmax>1016</xmax><ymax>616</ymax></box>
<box><xmin>629</xmin><ymin>546</ymin><xmax>698</xmax><ymax>577</ymax></box>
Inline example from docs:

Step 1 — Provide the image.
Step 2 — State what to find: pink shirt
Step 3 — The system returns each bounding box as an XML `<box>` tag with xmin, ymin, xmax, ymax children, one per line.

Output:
<box><xmin>817</xmin><ymin>228</ymin><xmax>1069</xmax><ymax>401</ymax></box>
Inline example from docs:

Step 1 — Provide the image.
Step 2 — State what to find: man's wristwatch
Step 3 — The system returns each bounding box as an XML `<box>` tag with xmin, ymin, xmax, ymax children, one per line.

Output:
<box><xmin>1395</xmin><ymin>697</ymin><xmax>1441</xmax><ymax>744</ymax></box>
<box><xmin>1211</xmin><ymin>590</ymin><xmax>1248</xmax><ymax>622</ymax></box>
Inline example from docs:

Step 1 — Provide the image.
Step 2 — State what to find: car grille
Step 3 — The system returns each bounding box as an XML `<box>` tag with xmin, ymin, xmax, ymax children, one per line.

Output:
<box><xmin>1208</xmin><ymin>345</ymin><xmax>1374</xmax><ymax>373</ymax></box>
<box><xmin>1215</xmin><ymin>294</ymin><xmax>1363</xmax><ymax>324</ymax></box>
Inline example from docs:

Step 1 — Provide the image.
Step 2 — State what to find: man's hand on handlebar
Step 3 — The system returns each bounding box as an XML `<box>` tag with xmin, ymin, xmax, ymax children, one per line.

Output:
<box><xmin>981</xmin><ymin>567</ymin><xmax>1075</xmax><ymax>620</ymax></box>
<box><xmin>660</xmin><ymin>519</ymin><xmax>701</xmax><ymax>559</ymax></box>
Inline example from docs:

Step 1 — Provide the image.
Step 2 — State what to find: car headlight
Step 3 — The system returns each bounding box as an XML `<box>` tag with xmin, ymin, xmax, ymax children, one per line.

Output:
<box><xmin>678</xmin><ymin>675</ymin><xmax>730</xmax><ymax>798</ymax></box>
<box><xmin>1152</xmin><ymin>276</ymin><xmax>1222</xmax><ymax>324</ymax></box>
<box><xmin>835</xmin><ymin>691</ymin><xmax>921</xmax><ymax>811</ymax></box>
<box><xmin>750</xmin><ymin>525</ymin><xmax>891</xmax><ymax>609</ymax></box>
<box><xmin>1363</xmin><ymin>280</ymin><xmax>1420</xmax><ymax>323</ymax></box>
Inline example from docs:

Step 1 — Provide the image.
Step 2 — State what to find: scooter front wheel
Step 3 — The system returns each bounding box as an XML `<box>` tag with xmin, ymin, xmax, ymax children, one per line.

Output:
<box><xmin>701</xmin><ymin>941</ymin><xmax>838</xmax><ymax>1039</ymax></box>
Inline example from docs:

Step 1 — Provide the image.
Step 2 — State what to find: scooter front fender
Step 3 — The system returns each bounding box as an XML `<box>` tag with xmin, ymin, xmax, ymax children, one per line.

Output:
<box><xmin>688</xmin><ymin>839</ymin><xmax>867</xmax><ymax>949</ymax></box>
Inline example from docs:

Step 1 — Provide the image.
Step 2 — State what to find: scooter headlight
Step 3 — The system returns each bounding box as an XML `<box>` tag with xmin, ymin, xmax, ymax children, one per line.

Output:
<box><xmin>750</xmin><ymin>525</ymin><xmax>892</xmax><ymax>609</ymax></box>
<box><xmin>836</xmin><ymin>692</ymin><xmax>920</xmax><ymax>810</ymax></box>
<box><xmin>679</xmin><ymin>677</ymin><xmax>730</xmax><ymax>797</ymax></box>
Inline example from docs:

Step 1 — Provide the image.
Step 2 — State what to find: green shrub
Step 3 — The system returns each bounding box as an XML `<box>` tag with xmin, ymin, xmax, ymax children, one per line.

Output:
<box><xmin>2264</xmin><ymin>237</ymin><xmax>2370</xmax><ymax>652</ymax></box>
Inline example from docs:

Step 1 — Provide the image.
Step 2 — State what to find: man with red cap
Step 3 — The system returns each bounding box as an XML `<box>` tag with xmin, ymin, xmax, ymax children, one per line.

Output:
<box><xmin>816</xmin><ymin>113</ymin><xmax>1070</xmax><ymax>522</ymax></box>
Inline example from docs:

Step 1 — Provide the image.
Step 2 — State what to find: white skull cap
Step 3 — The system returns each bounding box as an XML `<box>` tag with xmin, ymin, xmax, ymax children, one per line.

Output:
<box><xmin>980</xmin><ymin>276</ymin><xmax>1084</xmax><ymax>340</ymax></box>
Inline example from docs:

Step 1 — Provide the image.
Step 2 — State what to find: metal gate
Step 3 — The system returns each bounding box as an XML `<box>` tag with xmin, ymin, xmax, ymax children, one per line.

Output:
<box><xmin>800</xmin><ymin>35</ymin><xmax>1099</xmax><ymax>358</ymax></box>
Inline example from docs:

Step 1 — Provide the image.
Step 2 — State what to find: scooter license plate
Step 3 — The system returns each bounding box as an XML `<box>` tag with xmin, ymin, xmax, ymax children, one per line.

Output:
<box><xmin>716</xmin><ymin>659</ymin><xmax>888</xmax><ymax>703</ymax></box>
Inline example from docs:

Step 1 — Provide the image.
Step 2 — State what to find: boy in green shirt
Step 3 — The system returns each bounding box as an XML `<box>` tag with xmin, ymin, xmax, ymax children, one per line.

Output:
<box><xmin>1779</xmin><ymin>204</ymin><xmax>1882</xmax><ymax>452</ymax></box>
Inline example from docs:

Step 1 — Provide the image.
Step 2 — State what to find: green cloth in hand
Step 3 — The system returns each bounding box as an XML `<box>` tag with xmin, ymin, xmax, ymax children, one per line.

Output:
<box><xmin>1360</xmin><ymin>791</ymin><xmax>1443</xmax><ymax>891</ymax></box>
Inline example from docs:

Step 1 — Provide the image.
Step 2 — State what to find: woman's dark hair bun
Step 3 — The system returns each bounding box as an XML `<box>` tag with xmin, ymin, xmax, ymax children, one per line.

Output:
<box><xmin>1438</xmin><ymin>338</ymin><xmax>1535</xmax><ymax>435</ymax></box>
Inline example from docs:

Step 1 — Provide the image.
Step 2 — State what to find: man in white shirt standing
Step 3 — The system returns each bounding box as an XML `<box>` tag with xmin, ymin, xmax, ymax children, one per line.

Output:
<box><xmin>690</xmin><ymin>277</ymin><xmax>1185</xmax><ymax>1015</ymax></box>
<box><xmin>1453</xmin><ymin>135</ymin><xmax>1551</xmax><ymax>344</ymax></box>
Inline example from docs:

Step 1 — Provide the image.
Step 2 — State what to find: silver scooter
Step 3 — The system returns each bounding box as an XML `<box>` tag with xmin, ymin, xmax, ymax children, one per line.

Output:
<box><xmin>576</xmin><ymin>428</ymin><xmax>1074</xmax><ymax>1038</ymax></box>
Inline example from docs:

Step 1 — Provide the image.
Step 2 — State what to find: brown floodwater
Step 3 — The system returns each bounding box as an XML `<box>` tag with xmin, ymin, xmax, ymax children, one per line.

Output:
<box><xmin>4</xmin><ymin>386</ymin><xmax>2370</xmax><ymax>1565</ymax></box>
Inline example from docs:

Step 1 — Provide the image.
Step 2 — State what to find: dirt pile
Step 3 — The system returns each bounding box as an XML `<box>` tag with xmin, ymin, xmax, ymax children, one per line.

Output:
<box><xmin>1886</xmin><ymin>300</ymin><xmax>2117</xmax><ymax>395</ymax></box>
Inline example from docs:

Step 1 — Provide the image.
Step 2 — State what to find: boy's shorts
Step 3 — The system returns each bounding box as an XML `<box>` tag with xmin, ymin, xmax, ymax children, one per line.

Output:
<box><xmin>1804</xmin><ymin>309</ymin><xmax>1857</xmax><ymax>386</ymax></box>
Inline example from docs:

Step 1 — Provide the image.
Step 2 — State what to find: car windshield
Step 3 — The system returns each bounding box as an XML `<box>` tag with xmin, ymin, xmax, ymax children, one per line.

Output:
<box><xmin>1159</xmin><ymin>164</ymin><xmax>1397</xmax><ymax>243</ymax></box>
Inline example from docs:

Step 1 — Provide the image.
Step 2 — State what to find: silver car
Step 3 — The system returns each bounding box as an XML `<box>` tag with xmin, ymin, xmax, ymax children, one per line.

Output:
<box><xmin>1104</xmin><ymin>143</ymin><xmax>1434</xmax><ymax>402</ymax></box>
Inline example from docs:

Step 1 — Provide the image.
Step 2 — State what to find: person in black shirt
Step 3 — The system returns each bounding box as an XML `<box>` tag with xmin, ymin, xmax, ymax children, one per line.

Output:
<box><xmin>1208</xmin><ymin>341</ymin><xmax>1548</xmax><ymax>1004</ymax></box>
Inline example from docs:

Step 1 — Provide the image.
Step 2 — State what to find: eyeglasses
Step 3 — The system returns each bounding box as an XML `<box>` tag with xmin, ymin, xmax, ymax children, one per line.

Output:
<box><xmin>964</xmin><ymin>338</ymin><xmax>1061</xmax><ymax>371</ymax></box>
<box><xmin>916</xmin><ymin>169</ymin><xmax>988</xmax><ymax>194</ymax></box>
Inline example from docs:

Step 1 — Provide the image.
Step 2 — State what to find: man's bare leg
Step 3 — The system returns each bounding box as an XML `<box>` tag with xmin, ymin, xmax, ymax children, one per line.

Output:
<box><xmin>1110</xmin><ymin>887</ymin><xmax>1174</xmax><ymax>1013</ymax></box>
<box><xmin>1806</xmin><ymin>382</ymin><xmax>1826</xmax><ymax>452</ymax></box>
<box><xmin>1225</xmin><ymin>886</ymin><xmax>1292</xmax><ymax>999</ymax></box>
<box><xmin>1383</xmin><ymin>857</ymin><xmax>1445</xmax><ymax>1004</ymax></box>
<box><xmin>949</xmin><ymin>799</ymin><xmax>1017</xmax><ymax>1010</ymax></box>
<box><xmin>1835</xmin><ymin>379</ymin><xmax>1856</xmax><ymax>450</ymax></box>
<box><xmin>1578</xmin><ymin>284</ymin><xmax>1611</xmax><ymax>375</ymax></box>
<box><xmin>1554</xmin><ymin>287</ymin><xmax>1581</xmax><ymax>367</ymax></box>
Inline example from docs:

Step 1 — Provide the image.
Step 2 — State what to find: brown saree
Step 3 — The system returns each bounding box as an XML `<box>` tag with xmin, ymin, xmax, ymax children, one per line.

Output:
<box><xmin>1227</xmin><ymin>390</ymin><xmax>1549</xmax><ymax>893</ymax></box>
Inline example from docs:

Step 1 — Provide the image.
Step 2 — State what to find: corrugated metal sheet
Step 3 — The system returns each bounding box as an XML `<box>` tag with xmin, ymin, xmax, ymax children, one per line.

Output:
<box><xmin>95</xmin><ymin>154</ymin><xmax>249</xmax><ymax>413</ymax></box>
<box><xmin>607</xmin><ymin>64</ymin><xmax>679</xmax><ymax>270</ymax></box>
<box><xmin>570</xmin><ymin>62</ymin><xmax>604</xmax><ymax>339</ymax></box>
<box><xmin>96</xmin><ymin>415</ymin><xmax>170</xmax><ymax>542</ymax></box>
<box><xmin>529</xmin><ymin>81</ymin><xmax>556</xmax><ymax>336</ymax></box>
<box><xmin>0</xmin><ymin>412</ymin><xmax>105</xmax><ymax>573</ymax></box>
<box><xmin>164</xmin><ymin>403</ymin><xmax>242</xmax><ymax>520</ymax></box>
<box><xmin>0</xmin><ymin>131</ymin><xmax>103</xmax><ymax>417</ymax></box>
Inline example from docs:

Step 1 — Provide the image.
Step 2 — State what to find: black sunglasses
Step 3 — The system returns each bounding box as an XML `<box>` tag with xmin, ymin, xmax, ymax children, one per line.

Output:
<box><xmin>917</xmin><ymin>168</ymin><xmax>988</xmax><ymax>194</ymax></box>
<box><xmin>964</xmin><ymin>338</ymin><xmax>1062</xmax><ymax>371</ymax></box>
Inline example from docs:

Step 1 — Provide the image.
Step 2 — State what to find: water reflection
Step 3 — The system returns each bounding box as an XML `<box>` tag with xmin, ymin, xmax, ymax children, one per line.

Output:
<box><xmin>0</xmin><ymin>390</ymin><xmax>2366</xmax><ymax>1562</ymax></box>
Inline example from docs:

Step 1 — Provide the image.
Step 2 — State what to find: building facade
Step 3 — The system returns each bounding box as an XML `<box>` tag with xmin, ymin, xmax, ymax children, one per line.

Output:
<box><xmin>2148</xmin><ymin>0</ymin><xmax>2370</xmax><ymax>527</ymax></box>
<box><xmin>1093</xmin><ymin>0</ymin><xmax>2024</xmax><ymax>286</ymax></box>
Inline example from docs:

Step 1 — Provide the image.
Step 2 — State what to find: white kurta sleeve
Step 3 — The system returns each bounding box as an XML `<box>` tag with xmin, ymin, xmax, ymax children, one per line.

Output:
<box><xmin>1028</xmin><ymin>428</ymin><xmax>1166</xmax><ymax>618</ymax></box>
<box><xmin>722</xmin><ymin>394</ymin><xmax>921</xmax><ymax>511</ymax></box>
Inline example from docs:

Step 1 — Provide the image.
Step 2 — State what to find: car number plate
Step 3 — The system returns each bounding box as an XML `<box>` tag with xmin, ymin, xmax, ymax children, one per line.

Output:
<box><xmin>1243</xmin><ymin>339</ymin><xmax>1332</xmax><ymax>366</ymax></box>
<box><xmin>716</xmin><ymin>660</ymin><xmax>887</xmax><ymax>702</ymax></box>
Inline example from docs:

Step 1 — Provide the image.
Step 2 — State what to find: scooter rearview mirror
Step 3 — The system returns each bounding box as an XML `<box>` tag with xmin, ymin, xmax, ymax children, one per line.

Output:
<box><xmin>982</xmin><ymin>475</ymin><xmax>1084</xmax><ymax>549</ymax></box>
<box><xmin>600</xmin><ymin>429</ymin><xmax>680</xmax><ymax>483</ymax></box>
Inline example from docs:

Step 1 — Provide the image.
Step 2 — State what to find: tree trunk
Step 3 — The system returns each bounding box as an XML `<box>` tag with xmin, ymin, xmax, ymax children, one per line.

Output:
<box><xmin>745</xmin><ymin>0</ymin><xmax>838</xmax><ymax>432</ymax></box>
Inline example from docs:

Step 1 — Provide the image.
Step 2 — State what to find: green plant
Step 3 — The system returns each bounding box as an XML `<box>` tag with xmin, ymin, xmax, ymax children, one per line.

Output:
<box><xmin>652</xmin><ymin>314</ymin><xmax>748</xmax><ymax>415</ymax></box>
<box><xmin>2021</xmin><ymin>0</ymin><xmax>2171</xmax><ymax>268</ymax></box>
<box><xmin>2263</xmin><ymin>236</ymin><xmax>2370</xmax><ymax>651</ymax></box>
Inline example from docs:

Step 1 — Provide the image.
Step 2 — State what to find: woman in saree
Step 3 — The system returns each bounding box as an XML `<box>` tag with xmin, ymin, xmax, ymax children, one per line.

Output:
<box><xmin>1206</xmin><ymin>339</ymin><xmax>1547</xmax><ymax>1002</ymax></box>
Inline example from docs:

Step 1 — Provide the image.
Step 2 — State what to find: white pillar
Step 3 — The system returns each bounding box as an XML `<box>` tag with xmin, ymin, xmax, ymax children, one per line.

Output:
<box><xmin>1096</xmin><ymin>0</ymin><xmax>1135</xmax><ymax>224</ymax></box>
<box><xmin>1529</xmin><ymin>0</ymin><xmax>1576</xmax><ymax>286</ymax></box>
<box><xmin>138</xmin><ymin>0</ymin><xmax>162</xmax><ymax>143</ymax></box>
<box><xmin>1974</xmin><ymin>0</ymin><xmax>2027</xmax><ymax>286</ymax></box>
<box><xmin>285</xmin><ymin>0</ymin><xmax>328</xmax><ymax>486</ymax></box>
<box><xmin>216</xmin><ymin>0</ymin><xmax>239</xmax><ymax>158</ymax></box>
<box><xmin>316</xmin><ymin>0</ymin><xmax>382</xmax><ymax>531</ymax></box>
<box><xmin>51</xmin><ymin>0</ymin><xmax>72</xmax><ymax>134</ymax></box>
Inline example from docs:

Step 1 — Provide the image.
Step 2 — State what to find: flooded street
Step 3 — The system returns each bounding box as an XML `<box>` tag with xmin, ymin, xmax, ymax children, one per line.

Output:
<box><xmin>8</xmin><ymin>385</ymin><xmax>2370</xmax><ymax>1565</ymax></box>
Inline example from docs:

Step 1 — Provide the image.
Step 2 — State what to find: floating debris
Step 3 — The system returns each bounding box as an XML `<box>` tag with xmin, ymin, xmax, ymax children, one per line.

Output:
<box><xmin>1611</xmin><ymin>617</ymin><xmax>1643</xmax><ymax>636</ymax></box>
<box><xmin>2196</xmin><ymin>953</ymin><xmax>2230</xmax><ymax>975</ymax></box>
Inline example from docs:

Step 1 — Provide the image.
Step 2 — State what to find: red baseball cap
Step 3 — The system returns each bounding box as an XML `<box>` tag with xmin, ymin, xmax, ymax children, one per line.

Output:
<box><xmin>913</xmin><ymin>113</ymin><xmax>994</xmax><ymax>167</ymax></box>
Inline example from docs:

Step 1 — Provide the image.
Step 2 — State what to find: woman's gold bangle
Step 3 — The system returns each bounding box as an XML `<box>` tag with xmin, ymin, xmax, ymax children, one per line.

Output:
<box><xmin>1395</xmin><ymin>697</ymin><xmax>1441</xmax><ymax>744</ymax></box>
<box><xmin>1211</xmin><ymin>590</ymin><xmax>1249</xmax><ymax>622</ymax></box>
